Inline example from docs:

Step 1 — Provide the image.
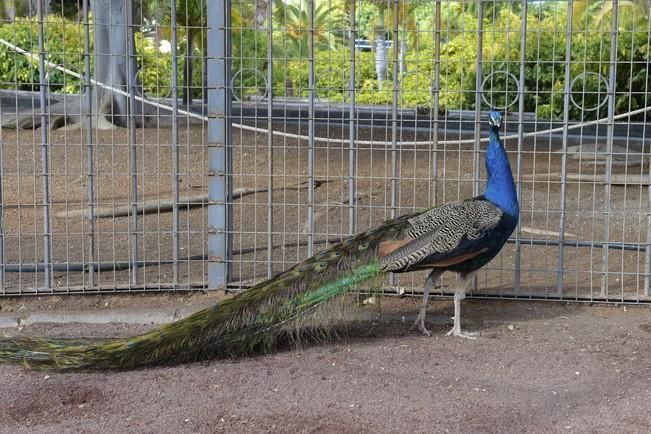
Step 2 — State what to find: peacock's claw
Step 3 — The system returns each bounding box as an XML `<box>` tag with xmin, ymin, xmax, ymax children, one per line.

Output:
<box><xmin>445</xmin><ymin>327</ymin><xmax>478</xmax><ymax>340</ymax></box>
<box><xmin>411</xmin><ymin>310</ymin><xmax>431</xmax><ymax>337</ymax></box>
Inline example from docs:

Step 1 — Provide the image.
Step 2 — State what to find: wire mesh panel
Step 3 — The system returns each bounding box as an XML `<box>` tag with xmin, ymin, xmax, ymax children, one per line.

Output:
<box><xmin>226</xmin><ymin>0</ymin><xmax>651</xmax><ymax>304</ymax></box>
<box><xmin>0</xmin><ymin>1</ymin><xmax>650</xmax><ymax>303</ymax></box>
<box><xmin>0</xmin><ymin>0</ymin><xmax>210</xmax><ymax>293</ymax></box>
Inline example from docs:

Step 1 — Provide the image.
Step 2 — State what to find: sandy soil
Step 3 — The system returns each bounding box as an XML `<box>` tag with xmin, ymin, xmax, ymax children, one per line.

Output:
<box><xmin>1</xmin><ymin>298</ymin><xmax>651</xmax><ymax>433</ymax></box>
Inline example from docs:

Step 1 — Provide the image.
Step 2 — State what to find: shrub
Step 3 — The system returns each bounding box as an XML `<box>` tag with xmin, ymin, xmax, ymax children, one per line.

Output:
<box><xmin>0</xmin><ymin>16</ymin><xmax>86</xmax><ymax>93</ymax></box>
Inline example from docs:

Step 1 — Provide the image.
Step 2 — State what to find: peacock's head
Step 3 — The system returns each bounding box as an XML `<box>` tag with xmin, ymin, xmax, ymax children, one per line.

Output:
<box><xmin>488</xmin><ymin>110</ymin><xmax>502</xmax><ymax>128</ymax></box>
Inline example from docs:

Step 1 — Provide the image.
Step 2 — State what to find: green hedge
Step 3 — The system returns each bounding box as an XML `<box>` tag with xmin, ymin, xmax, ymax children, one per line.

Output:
<box><xmin>281</xmin><ymin>8</ymin><xmax>650</xmax><ymax>120</ymax></box>
<box><xmin>0</xmin><ymin>16</ymin><xmax>86</xmax><ymax>93</ymax></box>
<box><xmin>0</xmin><ymin>17</ymin><xmax>187</xmax><ymax>98</ymax></box>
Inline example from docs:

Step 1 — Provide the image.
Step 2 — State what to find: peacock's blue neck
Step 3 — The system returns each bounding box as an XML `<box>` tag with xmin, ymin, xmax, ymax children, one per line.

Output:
<box><xmin>483</xmin><ymin>127</ymin><xmax>519</xmax><ymax>217</ymax></box>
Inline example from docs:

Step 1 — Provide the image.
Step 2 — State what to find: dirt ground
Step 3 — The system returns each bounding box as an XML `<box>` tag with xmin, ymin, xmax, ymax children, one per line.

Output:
<box><xmin>1</xmin><ymin>298</ymin><xmax>651</xmax><ymax>433</ymax></box>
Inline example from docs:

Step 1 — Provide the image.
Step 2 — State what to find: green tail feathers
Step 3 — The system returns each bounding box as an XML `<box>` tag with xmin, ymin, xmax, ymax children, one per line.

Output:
<box><xmin>0</xmin><ymin>219</ymin><xmax>410</xmax><ymax>371</ymax></box>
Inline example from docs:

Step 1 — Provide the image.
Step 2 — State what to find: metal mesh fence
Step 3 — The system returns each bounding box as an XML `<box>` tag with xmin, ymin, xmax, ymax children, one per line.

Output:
<box><xmin>0</xmin><ymin>1</ymin><xmax>650</xmax><ymax>303</ymax></box>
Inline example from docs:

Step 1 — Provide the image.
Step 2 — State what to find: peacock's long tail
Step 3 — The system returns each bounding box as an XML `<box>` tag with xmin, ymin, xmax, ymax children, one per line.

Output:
<box><xmin>0</xmin><ymin>215</ymin><xmax>412</xmax><ymax>371</ymax></box>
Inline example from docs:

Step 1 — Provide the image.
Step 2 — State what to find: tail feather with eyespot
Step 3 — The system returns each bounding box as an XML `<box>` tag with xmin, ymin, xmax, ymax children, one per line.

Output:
<box><xmin>0</xmin><ymin>214</ymin><xmax>414</xmax><ymax>371</ymax></box>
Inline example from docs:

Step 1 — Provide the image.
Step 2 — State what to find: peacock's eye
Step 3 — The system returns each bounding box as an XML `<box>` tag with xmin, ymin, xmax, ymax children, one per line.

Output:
<box><xmin>314</xmin><ymin>262</ymin><xmax>328</xmax><ymax>272</ymax></box>
<box><xmin>357</xmin><ymin>242</ymin><xmax>369</xmax><ymax>251</ymax></box>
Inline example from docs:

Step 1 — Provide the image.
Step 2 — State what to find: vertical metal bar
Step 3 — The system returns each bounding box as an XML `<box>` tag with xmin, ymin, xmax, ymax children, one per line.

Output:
<box><xmin>388</xmin><ymin>0</ymin><xmax>400</xmax><ymax>287</ymax></box>
<box><xmin>644</xmin><ymin>12</ymin><xmax>651</xmax><ymax>296</ymax></box>
<box><xmin>431</xmin><ymin>0</ymin><xmax>441</xmax><ymax>207</ymax></box>
<box><xmin>471</xmin><ymin>1</ymin><xmax>484</xmax><ymax>291</ymax></box>
<box><xmin>390</xmin><ymin>0</ymin><xmax>400</xmax><ymax>219</ymax></box>
<box><xmin>0</xmin><ymin>111</ymin><xmax>4</xmax><ymax>291</ymax></box>
<box><xmin>514</xmin><ymin>0</ymin><xmax>528</xmax><ymax>292</ymax></box>
<box><xmin>556</xmin><ymin>0</ymin><xmax>574</xmax><ymax>294</ymax></box>
<box><xmin>348</xmin><ymin>0</ymin><xmax>357</xmax><ymax>235</ymax></box>
<box><xmin>601</xmin><ymin>0</ymin><xmax>619</xmax><ymax>297</ymax></box>
<box><xmin>82</xmin><ymin>0</ymin><xmax>95</xmax><ymax>286</ymax></box>
<box><xmin>307</xmin><ymin>0</ymin><xmax>315</xmax><ymax>256</ymax></box>
<box><xmin>37</xmin><ymin>0</ymin><xmax>53</xmax><ymax>288</ymax></box>
<box><xmin>170</xmin><ymin>0</ymin><xmax>180</xmax><ymax>285</ymax></box>
<box><xmin>267</xmin><ymin>1</ymin><xmax>274</xmax><ymax>278</ymax></box>
<box><xmin>473</xmin><ymin>1</ymin><xmax>483</xmax><ymax>198</ymax></box>
<box><xmin>207</xmin><ymin>0</ymin><xmax>231</xmax><ymax>289</ymax></box>
<box><xmin>125</xmin><ymin>0</ymin><xmax>139</xmax><ymax>286</ymax></box>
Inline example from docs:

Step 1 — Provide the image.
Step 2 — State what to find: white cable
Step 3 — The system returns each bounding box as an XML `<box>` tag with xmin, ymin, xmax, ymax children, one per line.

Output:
<box><xmin>2</xmin><ymin>37</ymin><xmax>650</xmax><ymax>147</ymax></box>
<box><xmin>0</xmin><ymin>38</ymin><xmax>205</xmax><ymax>122</ymax></box>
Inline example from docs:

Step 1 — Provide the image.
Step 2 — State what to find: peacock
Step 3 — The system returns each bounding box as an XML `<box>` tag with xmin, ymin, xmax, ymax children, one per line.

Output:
<box><xmin>0</xmin><ymin>110</ymin><xmax>518</xmax><ymax>371</ymax></box>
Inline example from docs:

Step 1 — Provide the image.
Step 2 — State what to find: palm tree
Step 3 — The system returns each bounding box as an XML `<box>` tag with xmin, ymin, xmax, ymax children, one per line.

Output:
<box><xmin>176</xmin><ymin>0</ymin><xmax>205</xmax><ymax>104</ymax></box>
<box><xmin>144</xmin><ymin>0</ymin><xmax>206</xmax><ymax>104</ymax></box>
<box><xmin>274</xmin><ymin>0</ymin><xmax>345</xmax><ymax>59</ymax></box>
<box><xmin>573</xmin><ymin>0</ymin><xmax>651</xmax><ymax>27</ymax></box>
<box><xmin>360</xmin><ymin>0</ymin><xmax>419</xmax><ymax>88</ymax></box>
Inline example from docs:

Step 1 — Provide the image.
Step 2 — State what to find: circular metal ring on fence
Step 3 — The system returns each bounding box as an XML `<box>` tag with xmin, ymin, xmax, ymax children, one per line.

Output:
<box><xmin>44</xmin><ymin>63</ymin><xmax>61</xmax><ymax>85</ymax></box>
<box><xmin>569</xmin><ymin>72</ymin><xmax>609</xmax><ymax>112</ymax></box>
<box><xmin>398</xmin><ymin>71</ymin><xmax>435</xmax><ymax>107</ymax></box>
<box><xmin>231</xmin><ymin>68</ymin><xmax>268</xmax><ymax>102</ymax></box>
<box><xmin>136</xmin><ymin>68</ymin><xmax>173</xmax><ymax>99</ymax></box>
<box><xmin>480</xmin><ymin>71</ymin><xmax>520</xmax><ymax>110</ymax></box>
<box><xmin>315</xmin><ymin>68</ymin><xmax>347</xmax><ymax>100</ymax></box>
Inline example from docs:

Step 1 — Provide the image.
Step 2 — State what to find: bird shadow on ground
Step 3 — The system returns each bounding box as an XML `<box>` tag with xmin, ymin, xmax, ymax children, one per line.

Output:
<box><xmin>0</xmin><ymin>298</ymin><xmax>585</xmax><ymax>369</ymax></box>
<box><xmin>241</xmin><ymin>298</ymin><xmax>584</xmax><ymax>358</ymax></box>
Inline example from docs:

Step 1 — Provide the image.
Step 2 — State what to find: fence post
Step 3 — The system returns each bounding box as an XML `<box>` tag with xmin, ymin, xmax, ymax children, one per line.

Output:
<box><xmin>646</xmin><ymin>11</ymin><xmax>651</xmax><ymax>297</ymax></box>
<box><xmin>348</xmin><ymin>0</ymin><xmax>357</xmax><ymax>236</ymax></box>
<box><xmin>125</xmin><ymin>0</ymin><xmax>139</xmax><ymax>286</ymax></box>
<box><xmin>266</xmin><ymin>1</ymin><xmax>275</xmax><ymax>279</ymax></box>
<box><xmin>37</xmin><ymin>0</ymin><xmax>53</xmax><ymax>289</ymax></box>
<box><xmin>170</xmin><ymin>0</ymin><xmax>181</xmax><ymax>286</ymax></box>
<box><xmin>431</xmin><ymin>0</ymin><xmax>441</xmax><ymax>208</ymax></box>
<box><xmin>514</xmin><ymin>0</ymin><xmax>528</xmax><ymax>293</ymax></box>
<box><xmin>82</xmin><ymin>0</ymin><xmax>96</xmax><ymax>287</ymax></box>
<box><xmin>306</xmin><ymin>0</ymin><xmax>316</xmax><ymax>257</ymax></box>
<box><xmin>388</xmin><ymin>0</ymin><xmax>400</xmax><ymax>288</ymax></box>
<box><xmin>600</xmin><ymin>0</ymin><xmax>619</xmax><ymax>298</ymax></box>
<box><xmin>207</xmin><ymin>0</ymin><xmax>232</xmax><ymax>290</ymax></box>
<box><xmin>557</xmin><ymin>0</ymin><xmax>574</xmax><ymax>295</ymax></box>
<box><xmin>471</xmin><ymin>1</ymin><xmax>483</xmax><ymax>292</ymax></box>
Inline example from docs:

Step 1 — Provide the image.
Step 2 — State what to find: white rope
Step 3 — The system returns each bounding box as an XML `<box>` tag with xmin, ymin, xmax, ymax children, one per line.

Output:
<box><xmin>2</xmin><ymin>37</ymin><xmax>650</xmax><ymax>147</ymax></box>
<box><xmin>0</xmin><ymin>38</ymin><xmax>205</xmax><ymax>122</ymax></box>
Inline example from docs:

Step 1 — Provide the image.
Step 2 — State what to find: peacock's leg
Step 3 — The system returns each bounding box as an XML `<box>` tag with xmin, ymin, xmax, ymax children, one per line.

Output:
<box><xmin>412</xmin><ymin>269</ymin><xmax>442</xmax><ymax>336</ymax></box>
<box><xmin>446</xmin><ymin>272</ymin><xmax>478</xmax><ymax>339</ymax></box>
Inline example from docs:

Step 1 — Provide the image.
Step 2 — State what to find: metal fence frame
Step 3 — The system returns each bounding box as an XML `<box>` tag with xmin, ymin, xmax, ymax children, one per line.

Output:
<box><xmin>0</xmin><ymin>0</ymin><xmax>650</xmax><ymax>302</ymax></box>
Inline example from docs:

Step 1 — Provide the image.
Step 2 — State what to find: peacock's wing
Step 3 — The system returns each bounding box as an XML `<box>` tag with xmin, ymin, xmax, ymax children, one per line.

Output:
<box><xmin>379</xmin><ymin>199</ymin><xmax>503</xmax><ymax>272</ymax></box>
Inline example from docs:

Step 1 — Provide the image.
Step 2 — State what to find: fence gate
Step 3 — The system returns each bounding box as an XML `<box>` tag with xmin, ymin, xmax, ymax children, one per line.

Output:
<box><xmin>0</xmin><ymin>1</ymin><xmax>650</xmax><ymax>303</ymax></box>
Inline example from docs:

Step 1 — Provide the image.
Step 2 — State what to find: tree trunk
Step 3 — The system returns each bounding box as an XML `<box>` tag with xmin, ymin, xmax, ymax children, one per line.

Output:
<box><xmin>91</xmin><ymin>0</ymin><xmax>143</xmax><ymax>127</ymax></box>
<box><xmin>182</xmin><ymin>30</ymin><xmax>194</xmax><ymax>105</ymax></box>
<box><xmin>399</xmin><ymin>37</ymin><xmax>407</xmax><ymax>76</ymax></box>
<box><xmin>374</xmin><ymin>31</ymin><xmax>388</xmax><ymax>89</ymax></box>
<box><xmin>2</xmin><ymin>0</ymin><xmax>49</xmax><ymax>19</ymax></box>
<box><xmin>2</xmin><ymin>0</ymin><xmax>160</xmax><ymax>130</ymax></box>
<box><xmin>374</xmin><ymin>7</ymin><xmax>387</xmax><ymax>89</ymax></box>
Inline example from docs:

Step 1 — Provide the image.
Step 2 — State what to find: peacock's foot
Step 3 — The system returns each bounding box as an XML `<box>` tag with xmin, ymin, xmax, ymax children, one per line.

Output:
<box><xmin>411</xmin><ymin>310</ymin><xmax>431</xmax><ymax>337</ymax></box>
<box><xmin>445</xmin><ymin>327</ymin><xmax>478</xmax><ymax>340</ymax></box>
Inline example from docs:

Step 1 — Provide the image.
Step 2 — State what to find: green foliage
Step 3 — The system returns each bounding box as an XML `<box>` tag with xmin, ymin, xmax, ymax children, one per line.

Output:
<box><xmin>273</xmin><ymin>0</ymin><xmax>346</xmax><ymax>59</ymax></box>
<box><xmin>0</xmin><ymin>16</ymin><xmax>196</xmax><ymax>99</ymax></box>
<box><xmin>1</xmin><ymin>5</ymin><xmax>649</xmax><ymax>122</ymax></box>
<box><xmin>282</xmin><ymin>4</ymin><xmax>650</xmax><ymax>120</ymax></box>
<box><xmin>232</xmin><ymin>13</ymin><xmax>269</xmax><ymax>100</ymax></box>
<box><xmin>0</xmin><ymin>16</ymin><xmax>86</xmax><ymax>93</ymax></box>
<box><xmin>134</xmin><ymin>34</ymin><xmax>173</xmax><ymax>98</ymax></box>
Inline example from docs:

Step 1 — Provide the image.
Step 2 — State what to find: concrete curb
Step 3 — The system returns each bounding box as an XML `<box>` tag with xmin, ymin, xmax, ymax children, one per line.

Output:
<box><xmin>0</xmin><ymin>307</ymin><xmax>447</xmax><ymax>329</ymax></box>
<box><xmin>0</xmin><ymin>307</ymin><xmax>199</xmax><ymax>328</ymax></box>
